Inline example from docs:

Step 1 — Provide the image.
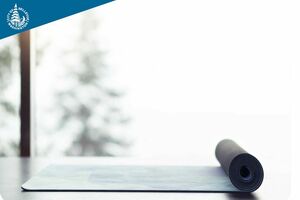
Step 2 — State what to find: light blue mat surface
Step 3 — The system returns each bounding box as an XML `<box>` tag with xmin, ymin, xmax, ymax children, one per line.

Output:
<box><xmin>22</xmin><ymin>165</ymin><xmax>239</xmax><ymax>192</ymax></box>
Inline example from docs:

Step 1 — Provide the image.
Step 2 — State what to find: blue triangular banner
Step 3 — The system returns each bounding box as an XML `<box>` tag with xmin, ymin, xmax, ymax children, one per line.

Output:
<box><xmin>0</xmin><ymin>0</ymin><xmax>114</xmax><ymax>39</ymax></box>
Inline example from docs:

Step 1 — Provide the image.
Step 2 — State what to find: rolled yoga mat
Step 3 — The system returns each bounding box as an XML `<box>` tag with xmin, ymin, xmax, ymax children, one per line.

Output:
<box><xmin>215</xmin><ymin>139</ymin><xmax>264</xmax><ymax>192</ymax></box>
<box><xmin>22</xmin><ymin>139</ymin><xmax>264</xmax><ymax>192</ymax></box>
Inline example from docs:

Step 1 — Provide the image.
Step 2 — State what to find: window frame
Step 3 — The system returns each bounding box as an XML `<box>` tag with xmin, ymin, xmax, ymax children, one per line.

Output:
<box><xmin>19</xmin><ymin>31</ymin><xmax>31</xmax><ymax>157</ymax></box>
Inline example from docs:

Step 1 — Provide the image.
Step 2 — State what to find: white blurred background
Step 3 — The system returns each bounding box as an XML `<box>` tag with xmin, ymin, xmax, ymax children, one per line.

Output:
<box><xmin>1</xmin><ymin>0</ymin><xmax>297</xmax><ymax>178</ymax></box>
<box><xmin>33</xmin><ymin>0</ymin><xmax>295</xmax><ymax>171</ymax></box>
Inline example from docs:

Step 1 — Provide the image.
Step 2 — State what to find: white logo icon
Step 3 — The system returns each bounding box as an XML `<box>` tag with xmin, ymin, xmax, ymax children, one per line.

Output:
<box><xmin>7</xmin><ymin>4</ymin><xmax>29</xmax><ymax>30</ymax></box>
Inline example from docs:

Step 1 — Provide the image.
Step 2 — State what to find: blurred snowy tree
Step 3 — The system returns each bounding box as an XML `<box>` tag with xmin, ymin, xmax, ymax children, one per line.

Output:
<box><xmin>35</xmin><ymin>14</ymin><xmax>131</xmax><ymax>156</ymax></box>
<box><xmin>0</xmin><ymin>37</ymin><xmax>20</xmax><ymax>156</ymax></box>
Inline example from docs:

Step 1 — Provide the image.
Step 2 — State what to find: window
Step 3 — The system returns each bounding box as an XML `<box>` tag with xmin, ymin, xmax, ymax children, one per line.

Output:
<box><xmin>0</xmin><ymin>1</ymin><xmax>292</xmax><ymax>171</ymax></box>
<box><xmin>34</xmin><ymin>12</ymin><xmax>131</xmax><ymax>156</ymax></box>
<box><xmin>0</xmin><ymin>36</ymin><xmax>20</xmax><ymax>156</ymax></box>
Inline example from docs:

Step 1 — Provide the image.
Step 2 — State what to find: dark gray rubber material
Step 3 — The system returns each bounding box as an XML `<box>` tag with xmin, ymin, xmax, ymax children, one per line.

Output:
<box><xmin>215</xmin><ymin>139</ymin><xmax>264</xmax><ymax>192</ymax></box>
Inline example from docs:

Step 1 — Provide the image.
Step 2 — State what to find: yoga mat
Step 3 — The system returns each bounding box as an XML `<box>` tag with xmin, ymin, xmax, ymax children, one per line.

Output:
<box><xmin>22</xmin><ymin>139</ymin><xmax>264</xmax><ymax>192</ymax></box>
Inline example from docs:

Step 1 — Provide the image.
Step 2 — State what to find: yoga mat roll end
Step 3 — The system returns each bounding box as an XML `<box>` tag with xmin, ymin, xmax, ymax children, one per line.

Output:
<box><xmin>215</xmin><ymin>139</ymin><xmax>264</xmax><ymax>192</ymax></box>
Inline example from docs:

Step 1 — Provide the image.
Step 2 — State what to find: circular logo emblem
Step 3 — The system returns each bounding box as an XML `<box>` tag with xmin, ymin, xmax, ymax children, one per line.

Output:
<box><xmin>7</xmin><ymin>4</ymin><xmax>29</xmax><ymax>30</ymax></box>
